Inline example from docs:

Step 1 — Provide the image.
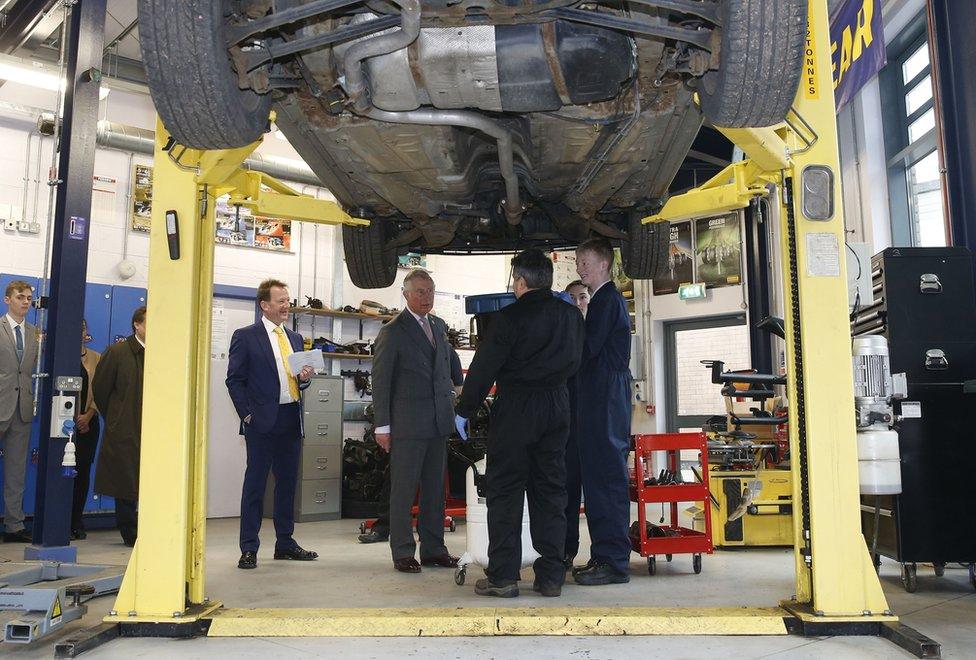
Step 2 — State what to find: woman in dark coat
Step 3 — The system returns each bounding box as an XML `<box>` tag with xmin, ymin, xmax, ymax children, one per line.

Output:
<box><xmin>92</xmin><ymin>307</ymin><xmax>146</xmax><ymax>546</ymax></box>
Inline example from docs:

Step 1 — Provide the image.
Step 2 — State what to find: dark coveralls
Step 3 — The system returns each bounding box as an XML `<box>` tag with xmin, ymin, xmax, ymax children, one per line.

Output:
<box><xmin>457</xmin><ymin>288</ymin><xmax>585</xmax><ymax>586</ymax></box>
<box><xmin>564</xmin><ymin>372</ymin><xmax>583</xmax><ymax>560</ymax></box>
<box><xmin>577</xmin><ymin>281</ymin><xmax>632</xmax><ymax>575</ymax></box>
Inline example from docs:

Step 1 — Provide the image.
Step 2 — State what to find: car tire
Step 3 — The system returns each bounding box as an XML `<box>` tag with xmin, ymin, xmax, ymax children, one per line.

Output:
<box><xmin>343</xmin><ymin>219</ymin><xmax>399</xmax><ymax>289</ymax></box>
<box><xmin>699</xmin><ymin>0</ymin><xmax>807</xmax><ymax>128</ymax></box>
<box><xmin>138</xmin><ymin>0</ymin><xmax>273</xmax><ymax>149</ymax></box>
<box><xmin>621</xmin><ymin>212</ymin><xmax>670</xmax><ymax>280</ymax></box>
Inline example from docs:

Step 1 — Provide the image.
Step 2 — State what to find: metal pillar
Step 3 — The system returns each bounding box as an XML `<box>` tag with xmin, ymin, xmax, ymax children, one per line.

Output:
<box><xmin>644</xmin><ymin>0</ymin><xmax>890</xmax><ymax>618</ymax></box>
<box><xmin>30</xmin><ymin>0</ymin><xmax>107</xmax><ymax>561</ymax></box>
<box><xmin>928</xmin><ymin>0</ymin><xmax>976</xmax><ymax>251</ymax></box>
<box><xmin>744</xmin><ymin>200</ymin><xmax>774</xmax><ymax>374</ymax></box>
<box><xmin>106</xmin><ymin>120</ymin><xmax>366</xmax><ymax>624</ymax></box>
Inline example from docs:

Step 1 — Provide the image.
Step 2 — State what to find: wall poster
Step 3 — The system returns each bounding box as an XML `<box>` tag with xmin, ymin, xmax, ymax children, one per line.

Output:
<box><xmin>131</xmin><ymin>164</ymin><xmax>153</xmax><ymax>232</ymax></box>
<box><xmin>652</xmin><ymin>221</ymin><xmax>694</xmax><ymax>296</ymax></box>
<box><xmin>132</xmin><ymin>164</ymin><xmax>293</xmax><ymax>252</ymax></box>
<box><xmin>694</xmin><ymin>214</ymin><xmax>742</xmax><ymax>288</ymax></box>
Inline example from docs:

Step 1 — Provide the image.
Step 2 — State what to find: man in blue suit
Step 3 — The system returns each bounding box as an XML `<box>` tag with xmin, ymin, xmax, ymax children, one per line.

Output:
<box><xmin>226</xmin><ymin>279</ymin><xmax>318</xmax><ymax>569</ymax></box>
<box><xmin>572</xmin><ymin>238</ymin><xmax>633</xmax><ymax>585</ymax></box>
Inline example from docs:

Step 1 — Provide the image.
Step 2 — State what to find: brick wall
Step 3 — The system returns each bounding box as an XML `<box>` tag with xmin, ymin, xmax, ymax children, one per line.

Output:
<box><xmin>675</xmin><ymin>325</ymin><xmax>751</xmax><ymax>416</ymax></box>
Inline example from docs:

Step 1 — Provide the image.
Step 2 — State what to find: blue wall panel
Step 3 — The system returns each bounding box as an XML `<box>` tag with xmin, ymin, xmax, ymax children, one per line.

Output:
<box><xmin>82</xmin><ymin>283</ymin><xmax>113</xmax><ymax>514</ymax></box>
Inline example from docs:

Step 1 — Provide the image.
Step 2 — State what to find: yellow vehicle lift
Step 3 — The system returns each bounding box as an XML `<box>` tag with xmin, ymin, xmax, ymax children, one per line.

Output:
<box><xmin>100</xmin><ymin>1</ymin><xmax>935</xmax><ymax>656</ymax></box>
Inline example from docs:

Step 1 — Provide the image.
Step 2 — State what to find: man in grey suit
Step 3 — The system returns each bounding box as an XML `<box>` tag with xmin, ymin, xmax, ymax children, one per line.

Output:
<box><xmin>372</xmin><ymin>269</ymin><xmax>458</xmax><ymax>573</ymax></box>
<box><xmin>1</xmin><ymin>281</ymin><xmax>39</xmax><ymax>543</ymax></box>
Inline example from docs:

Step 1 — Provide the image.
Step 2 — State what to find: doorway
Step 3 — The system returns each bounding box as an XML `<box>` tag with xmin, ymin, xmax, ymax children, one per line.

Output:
<box><xmin>206</xmin><ymin>296</ymin><xmax>259</xmax><ymax>518</ymax></box>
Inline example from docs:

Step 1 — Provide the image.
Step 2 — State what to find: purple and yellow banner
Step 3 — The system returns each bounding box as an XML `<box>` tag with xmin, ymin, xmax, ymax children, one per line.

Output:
<box><xmin>830</xmin><ymin>0</ymin><xmax>887</xmax><ymax>110</ymax></box>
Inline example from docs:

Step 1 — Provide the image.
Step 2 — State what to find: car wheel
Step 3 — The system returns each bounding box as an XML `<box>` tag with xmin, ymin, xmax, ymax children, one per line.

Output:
<box><xmin>621</xmin><ymin>212</ymin><xmax>670</xmax><ymax>281</ymax></box>
<box><xmin>139</xmin><ymin>0</ymin><xmax>273</xmax><ymax>149</ymax></box>
<box><xmin>343</xmin><ymin>218</ymin><xmax>399</xmax><ymax>289</ymax></box>
<box><xmin>699</xmin><ymin>0</ymin><xmax>807</xmax><ymax>128</ymax></box>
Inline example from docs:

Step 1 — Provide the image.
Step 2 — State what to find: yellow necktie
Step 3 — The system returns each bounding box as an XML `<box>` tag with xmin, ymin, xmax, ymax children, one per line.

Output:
<box><xmin>274</xmin><ymin>326</ymin><xmax>300</xmax><ymax>401</ymax></box>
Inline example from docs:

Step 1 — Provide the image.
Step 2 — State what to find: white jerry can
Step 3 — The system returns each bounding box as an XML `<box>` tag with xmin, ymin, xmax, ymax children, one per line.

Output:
<box><xmin>455</xmin><ymin>457</ymin><xmax>540</xmax><ymax>585</ymax></box>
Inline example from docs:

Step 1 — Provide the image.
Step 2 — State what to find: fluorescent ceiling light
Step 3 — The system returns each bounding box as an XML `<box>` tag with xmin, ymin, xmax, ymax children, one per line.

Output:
<box><xmin>0</xmin><ymin>61</ymin><xmax>110</xmax><ymax>100</ymax></box>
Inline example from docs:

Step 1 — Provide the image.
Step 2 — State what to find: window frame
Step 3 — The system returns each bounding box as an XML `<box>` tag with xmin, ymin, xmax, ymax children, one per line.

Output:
<box><xmin>880</xmin><ymin>11</ymin><xmax>948</xmax><ymax>247</ymax></box>
<box><xmin>664</xmin><ymin>313</ymin><xmax>748</xmax><ymax>433</ymax></box>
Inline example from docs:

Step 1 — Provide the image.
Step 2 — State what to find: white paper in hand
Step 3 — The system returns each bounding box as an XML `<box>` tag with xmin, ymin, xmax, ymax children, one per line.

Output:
<box><xmin>287</xmin><ymin>349</ymin><xmax>324</xmax><ymax>376</ymax></box>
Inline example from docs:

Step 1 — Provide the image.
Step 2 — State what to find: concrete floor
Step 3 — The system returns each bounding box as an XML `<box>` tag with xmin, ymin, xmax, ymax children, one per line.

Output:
<box><xmin>2</xmin><ymin>517</ymin><xmax>974</xmax><ymax>659</ymax></box>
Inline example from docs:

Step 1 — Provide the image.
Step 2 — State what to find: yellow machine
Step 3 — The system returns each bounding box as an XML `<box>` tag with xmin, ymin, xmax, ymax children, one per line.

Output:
<box><xmin>104</xmin><ymin>0</ymin><xmax>914</xmax><ymax>643</ymax></box>
<box><xmin>709</xmin><ymin>468</ymin><xmax>794</xmax><ymax>548</ymax></box>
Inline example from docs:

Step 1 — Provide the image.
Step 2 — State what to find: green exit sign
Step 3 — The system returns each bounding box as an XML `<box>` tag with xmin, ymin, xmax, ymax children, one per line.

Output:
<box><xmin>678</xmin><ymin>283</ymin><xmax>707</xmax><ymax>300</ymax></box>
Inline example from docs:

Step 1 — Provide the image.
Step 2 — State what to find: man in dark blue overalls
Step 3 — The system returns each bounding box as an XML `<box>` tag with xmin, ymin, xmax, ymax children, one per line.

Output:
<box><xmin>572</xmin><ymin>238</ymin><xmax>632</xmax><ymax>585</ymax></box>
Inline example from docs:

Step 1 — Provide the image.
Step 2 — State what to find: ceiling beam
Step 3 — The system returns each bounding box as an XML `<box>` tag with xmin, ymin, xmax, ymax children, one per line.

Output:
<box><xmin>103</xmin><ymin>17</ymin><xmax>137</xmax><ymax>55</ymax></box>
<box><xmin>0</xmin><ymin>0</ymin><xmax>60</xmax><ymax>54</ymax></box>
<box><xmin>28</xmin><ymin>43</ymin><xmax>148</xmax><ymax>88</ymax></box>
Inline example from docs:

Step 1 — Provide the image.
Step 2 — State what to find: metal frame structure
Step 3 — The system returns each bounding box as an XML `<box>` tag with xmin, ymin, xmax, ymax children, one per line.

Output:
<box><xmin>98</xmin><ymin>2</ymin><xmax>936</xmax><ymax>655</ymax></box>
<box><xmin>29</xmin><ymin>0</ymin><xmax>107</xmax><ymax>563</ymax></box>
<box><xmin>0</xmin><ymin>562</ymin><xmax>122</xmax><ymax>645</ymax></box>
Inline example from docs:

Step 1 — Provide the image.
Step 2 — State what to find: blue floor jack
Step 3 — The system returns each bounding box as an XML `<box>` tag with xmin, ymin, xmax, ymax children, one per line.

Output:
<box><xmin>0</xmin><ymin>561</ymin><xmax>123</xmax><ymax>645</ymax></box>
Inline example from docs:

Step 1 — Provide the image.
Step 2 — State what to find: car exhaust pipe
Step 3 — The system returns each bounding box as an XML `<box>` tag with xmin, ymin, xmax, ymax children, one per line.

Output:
<box><xmin>342</xmin><ymin>0</ymin><xmax>422</xmax><ymax>115</ymax></box>
<box><xmin>342</xmin><ymin>1</ymin><xmax>524</xmax><ymax>225</ymax></box>
<box><xmin>366</xmin><ymin>108</ymin><xmax>525</xmax><ymax>225</ymax></box>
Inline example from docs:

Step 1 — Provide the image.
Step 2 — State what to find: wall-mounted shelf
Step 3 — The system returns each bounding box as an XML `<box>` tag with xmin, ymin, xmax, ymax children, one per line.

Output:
<box><xmin>322</xmin><ymin>352</ymin><xmax>373</xmax><ymax>361</ymax></box>
<box><xmin>290</xmin><ymin>306</ymin><xmax>396</xmax><ymax>322</ymax></box>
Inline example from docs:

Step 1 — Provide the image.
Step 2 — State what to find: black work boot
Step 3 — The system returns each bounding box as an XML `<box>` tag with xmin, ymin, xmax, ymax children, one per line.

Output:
<box><xmin>573</xmin><ymin>562</ymin><xmax>630</xmax><ymax>586</ymax></box>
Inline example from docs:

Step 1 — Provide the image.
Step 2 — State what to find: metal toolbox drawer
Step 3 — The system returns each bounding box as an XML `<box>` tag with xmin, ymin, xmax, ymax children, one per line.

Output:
<box><xmin>303</xmin><ymin>378</ymin><xmax>344</xmax><ymax>413</ymax></box>
<box><xmin>303</xmin><ymin>412</ymin><xmax>342</xmax><ymax>445</ymax></box>
<box><xmin>302</xmin><ymin>447</ymin><xmax>341</xmax><ymax>480</ymax></box>
<box><xmin>300</xmin><ymin>478</ymin><xmax>341</xmax><ymax>516</ymax></box>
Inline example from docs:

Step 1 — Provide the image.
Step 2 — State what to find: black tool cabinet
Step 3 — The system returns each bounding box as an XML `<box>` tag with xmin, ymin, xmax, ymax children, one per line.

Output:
<box><xmin>851</xmin><ymin>247</ymin><xmax>976</xmax><ymax>593</ymax></box>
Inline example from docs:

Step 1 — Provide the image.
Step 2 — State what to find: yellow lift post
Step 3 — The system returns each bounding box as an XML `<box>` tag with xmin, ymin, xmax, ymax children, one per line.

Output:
<box><xmin>104</xmin><ymin>0</ymin><xmax>932</xmax><ymax>652</ymax></box>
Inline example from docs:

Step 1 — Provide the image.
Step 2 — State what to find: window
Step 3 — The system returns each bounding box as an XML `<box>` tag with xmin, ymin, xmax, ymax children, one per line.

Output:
<box><xmin>881</xmin><ymin>16</ymin><xmax>949</xmax><ymax>247</ymax></box>
<box><xmin>665</xmin><ymin>315</ymin><xmax>749</xmax><ymax>432</ymax></box>
<box><xmin>907</xmin><ymin>151</ymin><xmax>945</xmax><ymax>247</ymax></box>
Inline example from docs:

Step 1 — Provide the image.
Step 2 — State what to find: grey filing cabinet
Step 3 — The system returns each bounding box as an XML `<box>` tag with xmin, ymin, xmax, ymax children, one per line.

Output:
<box><xmin>264</xmin><ymin>374</ymin><xmax>343</xmax><ymax>522</ymax></box>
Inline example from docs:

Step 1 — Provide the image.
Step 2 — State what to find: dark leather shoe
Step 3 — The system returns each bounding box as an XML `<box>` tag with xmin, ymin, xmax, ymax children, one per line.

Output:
<box><xmin>421</xmin><ymin>554</ymin><xmax>459</xmax><ymax>568</ymax></box>
<box><xmin>71</xmin><ymin>529</ymin><xmax>87</xmax><ymax>540</ymax></box>
<box><xmin>274</xmin><ymin>545</ymin><xmax>318</xmax><ymax>561</ymax></box>
<box><xmin>474</xmin><ymin>578</ymin><xmax>519</xmax><ymax>598</ymax></box>
<box><xmin>393</xmin><ymin>557</ymin><xmax>422</xmax><ymax>573</ymax></box>
<box><xmin>532</xmin><ymin>580</ymin><xmax>563</xmax><ymax>597</ymax></box>
<box><xmin>238</xmin><ymin>551</ymin><xmax>257</xmax><ymax>569</ymax></box>
<box><xmin>573</xmin><ymin>562</ymin><xmax>630</xmax><ymax>586</ymax></box>
<box><xmin>3</xmin><ymin>529</ymin><xmax>32</xmax><ymax>543</ymax></box>
<box><xmin>358</xmin><ymin>530</ymin><xmax>389</xmax><ymax>544</ymax></box>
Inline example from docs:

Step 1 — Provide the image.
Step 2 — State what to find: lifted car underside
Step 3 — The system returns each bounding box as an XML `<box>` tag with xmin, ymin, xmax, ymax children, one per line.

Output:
<box><xmin>270</xmin><ymin>0</ymin><xmax>709</xmax><ymax>253</ymax></box>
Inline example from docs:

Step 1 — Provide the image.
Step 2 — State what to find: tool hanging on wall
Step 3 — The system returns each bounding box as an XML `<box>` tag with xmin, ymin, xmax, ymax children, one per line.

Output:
<box><xmin>340</xmin><ymin>369</ymin><xmax>372</xmax><ymax>397</ymax></box>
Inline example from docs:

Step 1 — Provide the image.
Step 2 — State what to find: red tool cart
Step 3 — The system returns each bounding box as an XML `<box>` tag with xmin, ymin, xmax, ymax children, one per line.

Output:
<box><xmin>631</xmin><ymin>433</ymin><xmax>713</xmax><ymax>575</ymax></box>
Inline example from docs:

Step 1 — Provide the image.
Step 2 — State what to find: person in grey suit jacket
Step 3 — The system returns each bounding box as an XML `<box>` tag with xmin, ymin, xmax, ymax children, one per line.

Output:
<box><xmin>1</xmin><ymin>280</ymin><xmax>39</xmax><ymax>543</ymax></box>
<box><xmin>372</xmin><ymin>269</ymin><xmax>458</xmax><ymax>573</ymax></box>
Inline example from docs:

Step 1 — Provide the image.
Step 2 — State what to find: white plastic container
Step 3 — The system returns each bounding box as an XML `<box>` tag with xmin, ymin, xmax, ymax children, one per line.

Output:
<box><xmin>455</xmin><ymin>458</ymin><xmax>539</xmax><ymax>585</ymax></box>
<box><xmin>857</xmin><ymin>429</ymin><xmax>902</xmax><ymax>495</ymax></box>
